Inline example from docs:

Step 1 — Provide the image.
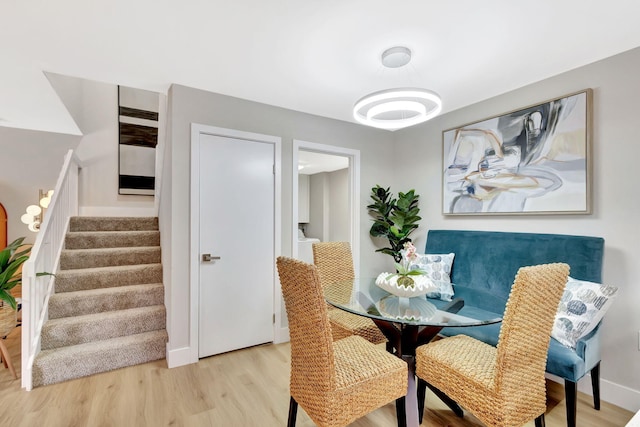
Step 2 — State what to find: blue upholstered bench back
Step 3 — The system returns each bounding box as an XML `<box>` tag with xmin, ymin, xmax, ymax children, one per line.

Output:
<box><xmin>425</xmin><ymin>230</ymin><xmax>604</xmax><ymax>314</ymax></box>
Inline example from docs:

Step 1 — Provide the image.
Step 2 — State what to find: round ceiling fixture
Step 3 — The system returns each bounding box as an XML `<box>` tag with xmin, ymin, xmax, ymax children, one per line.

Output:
<box><xmin>353</xmin><ymin>88</ymin><xmax>442</xmax><ymax>131</ymax></box>
<box><xmin>381</xmin><ymin>46</ymin><xmax>412</xmax><ymax>68</ymax></box>
<box><xmin>354</xmin><ymin>46</ymin><xmax>442</xmax><ymax>131</ymax></box>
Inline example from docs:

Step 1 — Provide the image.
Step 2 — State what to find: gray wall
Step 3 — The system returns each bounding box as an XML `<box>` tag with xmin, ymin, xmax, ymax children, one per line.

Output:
<box><xmin>0</xmin><ymin>74</ymin><xmax>156</xmax><ymax>241</ymax></box>
<box><xmin>306</xmin><ymin>168</ymin><xmax>349</xmax><ymax>242</ymax></box>
<box><xmin>166</xmin><ymin>84</ymin><xmax>396</xmax><ymax>362</ymax></box>
<box><xmin>306</xmin><ymin>172</ymin><xmax>327</xmax><ymax>241</ymax></box>
<box><xmin>0</xmin><ymin>127</ymin><xmax>78</xmax><ymax>243</ymax></box>
<box><xmin>328</xmin><ymin>168</ymin><xmax>350</xmax><ymax>242</ymax></box>
<box><xmin>394</xmin><ymin>46</ymin><xmax>640</xmax><ymax>409</ymax></box>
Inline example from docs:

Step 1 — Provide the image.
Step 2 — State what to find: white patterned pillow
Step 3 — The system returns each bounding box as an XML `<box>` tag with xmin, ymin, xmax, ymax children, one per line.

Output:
<box><xmin>410</xmin><ymin>253</ymin><xmax>455</xmax><ymax>301</ymax></box>
<box><xmin>551</xmin><ymin>277</ymin><xmax>618</xmax><ymax>349</ymax></box>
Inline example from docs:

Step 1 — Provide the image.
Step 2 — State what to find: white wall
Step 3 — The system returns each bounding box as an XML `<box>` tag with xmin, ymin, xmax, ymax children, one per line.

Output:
<box><xmin>166</xmin><ymin>84</ymin><xmax>396</xmax><ymax>366</ymax></box>
<box><xmin>394</xmin><ymin>46</ymin><xmax>640</xmax><ymax>411</ymax></box>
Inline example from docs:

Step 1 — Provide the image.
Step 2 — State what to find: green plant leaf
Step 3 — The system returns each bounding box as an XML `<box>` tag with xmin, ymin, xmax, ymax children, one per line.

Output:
<box><xmin>10</xmin><ymin>246</ymin><xmax>32</xmax><ymax>261</ymax></box>
<box><xmin>407</xmin><ymin>269</ymin><xmax>426</xmax><ymax>276</ymax></box>
<box><xmin>0</xmin><ymin>255</ymin><xmax>28</xmax><ymax>285</ymax></box>
<box><xmin>37</xmin><ymin>272</ymin><xmax>55</xmax><ymax>277</ymax></box>
<box><xmin>369</xmin><ymin>186</ymin><xmax>421</xmax><ymax>263</ymax></box>
<box><xmin>0</xmin><ymin>289</ymin><xmax>17</xmax><ymax>310</ymax></box>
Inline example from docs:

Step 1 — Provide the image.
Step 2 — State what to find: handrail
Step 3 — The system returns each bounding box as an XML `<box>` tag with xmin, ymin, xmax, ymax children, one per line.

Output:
<box><xmin>21</xmin><ymin>149</ymin><xmax>80</xmax><ymax>390</ymax></box>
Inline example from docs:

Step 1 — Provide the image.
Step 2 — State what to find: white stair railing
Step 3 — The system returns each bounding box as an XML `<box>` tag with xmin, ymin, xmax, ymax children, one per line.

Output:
<box><xmin>21</xmin><ymin>149</ymin><xmax>80</xmax><ymax>390</ymax></box>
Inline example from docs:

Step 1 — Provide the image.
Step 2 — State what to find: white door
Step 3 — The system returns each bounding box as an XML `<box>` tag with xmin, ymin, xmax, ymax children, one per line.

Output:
<box><xmin>198</xmin><ymin>133</ymin><xmax>275</xmax><ymax>358</ymax></box>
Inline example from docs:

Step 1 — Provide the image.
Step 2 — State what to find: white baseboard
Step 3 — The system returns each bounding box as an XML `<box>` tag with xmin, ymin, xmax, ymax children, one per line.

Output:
<box><xmin>79</xmin><ymin>206</ymin><xmax>157</xmax><ymax>217</ymax></box>
<box><xmin>274</xmin><ymin>326</ymin><xmax>290</xmax><ymax>344</ymax></box>
<box><xmin>547</xmin><ymin>372</ymin><xmax>640</xmax><ymax>413</ymax></box>
<box><xmin>166</xmin><ymin>344</ymin><xmax>198</xmax><ymax>368</ymax></box>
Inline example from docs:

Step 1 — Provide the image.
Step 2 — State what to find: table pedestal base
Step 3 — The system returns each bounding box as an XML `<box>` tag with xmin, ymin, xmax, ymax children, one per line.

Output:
<box><xmin>372</xmin><ymin>298</ymin><xmax>466</xmax><ymax>427</ymax></box>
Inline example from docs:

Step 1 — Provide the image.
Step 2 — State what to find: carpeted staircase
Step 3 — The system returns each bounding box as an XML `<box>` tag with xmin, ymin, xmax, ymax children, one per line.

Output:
<box><xmin>32</xmin><ymin>216</ymin><xmax>168</xmax><ymax>387</ymax></box>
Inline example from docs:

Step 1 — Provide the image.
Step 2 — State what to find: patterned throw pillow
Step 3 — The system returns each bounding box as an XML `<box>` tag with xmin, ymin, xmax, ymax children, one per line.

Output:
<box><xmin>410</xmin><ymin>253</ymin><xmax>455</xmax><ymax>301</ymax></box>
<box><xmin>551</xmin><ymin>277</ymin><xmax>618</xmax><ymax>349</ymax></box>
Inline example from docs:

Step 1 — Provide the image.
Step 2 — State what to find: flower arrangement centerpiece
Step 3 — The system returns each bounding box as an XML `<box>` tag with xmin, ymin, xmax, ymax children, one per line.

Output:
<box><xmin>375</xmin><ymin>242</ymin><xmax>438</xmax><ymax>298</ymax></box>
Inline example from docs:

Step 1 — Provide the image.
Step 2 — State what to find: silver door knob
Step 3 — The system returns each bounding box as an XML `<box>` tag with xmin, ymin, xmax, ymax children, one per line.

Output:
<box><xmin>202</xmin><ymin>254</ymin><xmax>221</xmax><ymax>262</ymax></box>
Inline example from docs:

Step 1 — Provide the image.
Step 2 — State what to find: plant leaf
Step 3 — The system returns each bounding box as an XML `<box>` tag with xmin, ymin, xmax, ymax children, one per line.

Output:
<box><xmin>0</xmin><ymin>289</ymin><xmax>17</xmax><ymax>310</ymax></box>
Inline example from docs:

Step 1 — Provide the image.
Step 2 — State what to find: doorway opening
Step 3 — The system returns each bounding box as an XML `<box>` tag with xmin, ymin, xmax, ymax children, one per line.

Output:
<box><xmin>292</xmin><ymin>140</ymin><xmax>360</xmax><ymax>275</ymax></box>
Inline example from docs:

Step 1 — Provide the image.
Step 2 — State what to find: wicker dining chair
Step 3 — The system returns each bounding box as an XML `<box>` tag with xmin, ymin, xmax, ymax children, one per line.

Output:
<box><xmin>415</xmin><ymin>263</ymin><xmax>570</xmax><ymax>427</ymax></box>
<box><xmin>312</xmin><ymin>241</ymin><xmax>386</xmax><ymax>345</ymax></box>
<box><xmin>276</xmin><ymin>257</ymin><xmax>407</xmax><ymax>427</ymax></box>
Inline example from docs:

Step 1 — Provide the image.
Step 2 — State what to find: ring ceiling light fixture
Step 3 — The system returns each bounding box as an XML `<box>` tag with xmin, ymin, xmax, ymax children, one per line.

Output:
<box><xmin>353</xmin><ymin>46</ymin><xmax>442</xmax><ymax>131</ymax></box>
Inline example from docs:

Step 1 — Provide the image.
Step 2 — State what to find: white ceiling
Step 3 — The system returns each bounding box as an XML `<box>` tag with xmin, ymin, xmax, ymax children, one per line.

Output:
<box><xmin>2</xmin><ymin>0</ymin><xmax>640</xmax><ymax>135</ymax></box>
<box><xmin>298</xmin><ymin>150</ymin><xmax>348</xmax><ymax>175</ymax></box>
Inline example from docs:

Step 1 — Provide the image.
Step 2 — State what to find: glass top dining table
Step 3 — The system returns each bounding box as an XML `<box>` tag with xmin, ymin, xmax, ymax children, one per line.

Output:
<box><xmin>324</xmin><ymin>277</ymin><xmax>502</xmax><ymax>427</ymax></box>
<box><xmin>323</xmin><ymin>277</ymin><xmax>502</xmax><ymax>328</ymax></box>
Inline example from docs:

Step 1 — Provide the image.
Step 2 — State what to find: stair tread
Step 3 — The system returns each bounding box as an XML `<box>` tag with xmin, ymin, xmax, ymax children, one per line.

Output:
<box><xmin>45</xmin><ymin>304</ymin><xmax>166</xmax><ymax>327</ymax></box>
<box><xmin>33</xmin><ymin>330</ymin><xmax>168</xmax><ymax>386</ymax></box>
<box><xmin>37</xmin><ymin>329</ymin><xmax>168</xmax><ymax>359</ymax></box>
<box><xmin>54</xmin><ymin>263</ymin><xmax>163</xmax><ymax>293</ymax></box>
<box><xmin>70</xmin><ymin>216</ymin><xmax>159</xmax><ymax>232</ymax></box>
<box><xmin>62</xmin><ymin>246</ymin><xmax>160</xmax><ymax>253</ymax></box>
<box><xmin>56</xmin><ymin>263</ymin><xmax>162</xmax><ymax>276</ymax></box>
<box><xmin>66</xmin><ymin>230</ymin><xmax>160</xmax><ymax>235</ymax></box>
<box><xmin>48</xmin><ymin>283</ymin><xmax>165</xmax><ymax>319</ymax></box>
<box><xmin>59</xmin><ymin>247</ymin><xmax>161</xmax><ymax>270</ymax></box>
<box><xmin>50</xmin><ymin>283</ymin><xmax>164</xmax><ymax>300</ymax></box>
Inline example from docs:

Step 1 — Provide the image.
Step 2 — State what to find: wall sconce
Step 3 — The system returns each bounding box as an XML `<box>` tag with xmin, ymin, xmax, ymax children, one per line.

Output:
<box><xmin>20</xmin><ymin>190</ymin><xmax>53</xmax><ymax>232</ymax></box>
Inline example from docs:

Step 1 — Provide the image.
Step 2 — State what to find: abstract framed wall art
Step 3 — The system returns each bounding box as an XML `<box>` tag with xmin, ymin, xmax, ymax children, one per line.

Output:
<box><xmin>118</xmin><ymin>86</ymin><xmax>160</xmax><ymax>196</ymax></box>
<box><xmin>442</xmin><ymin>89</ymin><xmax>592</xmax><ymax>215</ymax></box>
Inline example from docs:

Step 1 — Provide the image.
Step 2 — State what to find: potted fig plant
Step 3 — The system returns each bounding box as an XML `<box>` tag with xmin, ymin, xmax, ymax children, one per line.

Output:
<box><xmin>367</xmin><ymin>185</ymin><xmax>421</xmax><ymax>263</ymax></box>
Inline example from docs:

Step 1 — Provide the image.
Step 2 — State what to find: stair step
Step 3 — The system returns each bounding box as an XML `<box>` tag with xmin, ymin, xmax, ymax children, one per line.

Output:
<box><xmin>60</xmin><ymin>246</ymin><xmax>161</xmax><ymax>270</ymax></box>
<box><xmin>41</xmin><ymin>305</ymin><xmax>166</xmax><ymax>350</ymax></box>
<box><xmin>70</xmin><ymin>216</ymin><xmax>158</xmax><ymax>232</ymax></box>
<box><xmin>55</xmin><ymin>263</ymin><xmax>162</xmax><ymax>292</ymax></box>
<box><xmin>65</xmin><ymin>230</ymin><xmax>160</xmax><ymax>250</ymax></box>
<box><xmin>49</xmin><ymin>283</ymin><xmax>164</xmax><ymax>319</ymax></box>
<box><xmin>33</xmin><ymin>330</ymin><xmax>168</xmax><ymax>387</ymax></box>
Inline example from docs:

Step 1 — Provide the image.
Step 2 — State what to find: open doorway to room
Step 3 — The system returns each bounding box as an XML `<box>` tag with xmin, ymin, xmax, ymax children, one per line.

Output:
<box><xmin>292</xmin><ymin>140</ymin><xmax>361</xmax><ymax>275</ymax></box>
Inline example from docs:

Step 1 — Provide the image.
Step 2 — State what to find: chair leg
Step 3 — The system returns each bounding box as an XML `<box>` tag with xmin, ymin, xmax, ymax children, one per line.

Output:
<box><xmin>395</xmin><ymin>396</ymin><xmax>407</xmax><ymax>427</ymax></box>
<box><xmin>0</xmin><ymin>339</ymin><xmax>17</xmax><ymax>379</ymax></box>
<box><xmin>287</xmin><ymin>396</ymin><xmax>298</xmax><ymax>427</ymax></box>
<box><xmin>564</xmin><ymin>380</ymin><xmax>577</xmax><ymax>427</ymax></box>
<box><xmin>426</xmin><ymin>382</ymin><xmax>464</xmax><ymax>417</ymax></box>
<box><xmin>417</xmin><ymin>379</ymin><xmax>426</xmax><ymax>424</ymax></box>
<box><xmin>535</xmin><ymin>414</ymin><xmax>546</xmax><ymax>427</ymax></box>
<box><xmin>591</xmin><ymin>363</ymin><xmax>601</xmax><ymax>410</ymax></box>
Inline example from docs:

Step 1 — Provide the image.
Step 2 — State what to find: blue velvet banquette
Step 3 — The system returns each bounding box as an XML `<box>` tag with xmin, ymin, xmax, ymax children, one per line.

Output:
<box><xmin>424</xmin><ymin>229</ymin><xmax>605</xmax><ymax>427</ymax></box>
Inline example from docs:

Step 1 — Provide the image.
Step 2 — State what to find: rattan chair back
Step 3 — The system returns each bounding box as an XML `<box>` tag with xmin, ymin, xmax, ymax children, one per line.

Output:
<box><xmin>415</xmin><ymin>263</ymin><xmax>569</xmax><ymax>427</ymax></box>
<box><xmin>277</xmin><ymin>257</ymin><xmax>336</xmax><ymax>392</ymax></box>
<box><xmin>276</xmin><ymin>256</ymin><xmax>408</xmax><ymax>427</ymax></box>
<box><xmin>495</xmin><ymin>262</ymin><xmax>570</xmax><ymax>402</ymax></box>
<box><xmin>311</xmin><ymin>242</ymin><xmax>387</xmax><ymax>344</ymax></box>
<box><xmin>312</xmin><ymin>242</ymin><xmax>354</xmax><ymax>287</ymax></box>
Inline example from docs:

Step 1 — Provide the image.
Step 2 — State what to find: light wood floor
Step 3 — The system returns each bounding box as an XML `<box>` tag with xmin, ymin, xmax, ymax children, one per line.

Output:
<box><xmin>0</xmin><ymin>326</ymin><xmax>634</xmax><ymax>427</ymax></box>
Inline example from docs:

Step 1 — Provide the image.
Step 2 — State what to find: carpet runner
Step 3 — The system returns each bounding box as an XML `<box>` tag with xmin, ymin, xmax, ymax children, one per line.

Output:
<box><xmin>32</xmin><ymin>217</ymin><xmax>167</xmax><ymax>387</ymax></box>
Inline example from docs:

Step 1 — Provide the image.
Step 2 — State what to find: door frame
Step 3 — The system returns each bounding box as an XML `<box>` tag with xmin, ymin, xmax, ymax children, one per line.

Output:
<box><xmin>190</xmin><ymin>124</ymin><xmax>283</xmax><ymax>357</ymax></box>
<box><xmin>292</xmin><ymin>140</ymin><xmax>361</xmax><ymax>275</ymax></box>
